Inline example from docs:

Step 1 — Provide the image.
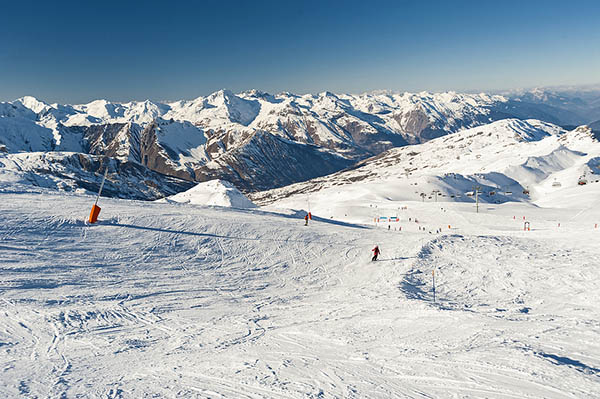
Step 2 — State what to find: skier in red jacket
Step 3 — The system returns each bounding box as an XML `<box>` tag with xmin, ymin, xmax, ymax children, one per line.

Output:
<box><xmin>371</xmin><ymin>245</ymin><xmax>381</xmax><ymax>261</ymax></box>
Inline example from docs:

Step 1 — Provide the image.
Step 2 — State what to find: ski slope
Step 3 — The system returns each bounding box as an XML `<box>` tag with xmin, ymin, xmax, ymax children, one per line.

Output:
<box><xmin>1</xmin><ymin>188</ymin><xmax>599</xmax><ymax>398</ymax></box>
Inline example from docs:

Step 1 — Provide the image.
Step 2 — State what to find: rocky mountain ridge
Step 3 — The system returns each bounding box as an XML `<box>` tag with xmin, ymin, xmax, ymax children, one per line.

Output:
<box><xmin>1</xmin><ymin>87</ymin><xmax>599</xmax><ymax>198</ymax></box>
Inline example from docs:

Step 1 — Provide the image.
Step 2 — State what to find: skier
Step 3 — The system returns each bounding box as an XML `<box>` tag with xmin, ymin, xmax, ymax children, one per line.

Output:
<box><xmin>304</xmin><ymin>214</ymin><xmax>309</xmax><ymax>226</ymax></box>
<box><xmin>371</xmin><ymin>245</ymin><xmax>381</xmax><ymax>261</ymax></box>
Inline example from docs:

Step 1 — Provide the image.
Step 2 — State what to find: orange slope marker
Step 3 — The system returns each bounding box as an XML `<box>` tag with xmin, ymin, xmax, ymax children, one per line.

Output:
<box><xmin>89</xmin><ymin>167</ymin><xmax>109</xmax><ymax>224</ymax></box>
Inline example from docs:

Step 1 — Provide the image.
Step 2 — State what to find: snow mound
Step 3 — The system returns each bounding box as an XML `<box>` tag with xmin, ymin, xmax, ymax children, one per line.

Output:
<box><xmin>164</xmin><ymin>179</ymin><xmax>256</xmax><ymax>208</ymax></box>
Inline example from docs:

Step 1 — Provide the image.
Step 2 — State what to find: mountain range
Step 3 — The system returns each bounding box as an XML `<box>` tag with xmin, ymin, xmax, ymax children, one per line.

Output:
<box><xmin>1</xmin><ymin>87</ymin><xmax>599</xmax><ymax>199</ymax></box>
<box><xmin>252</xmin><ymin>119</ymin><xmax>600</xmax><ymax>212</ymax></box>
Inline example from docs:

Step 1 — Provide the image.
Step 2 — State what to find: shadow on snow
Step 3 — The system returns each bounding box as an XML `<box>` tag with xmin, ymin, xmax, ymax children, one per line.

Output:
<box><xmin>104</xmin><ymin>222</ymin><xmax>344</xmax><ymax>244</ymax></box>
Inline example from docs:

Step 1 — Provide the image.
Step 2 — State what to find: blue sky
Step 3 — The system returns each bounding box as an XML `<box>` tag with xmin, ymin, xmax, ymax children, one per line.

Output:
<box><xmin>0</xmin><ymin>0</ymin><xmax>598</xmax><ymax>103</ymax></box>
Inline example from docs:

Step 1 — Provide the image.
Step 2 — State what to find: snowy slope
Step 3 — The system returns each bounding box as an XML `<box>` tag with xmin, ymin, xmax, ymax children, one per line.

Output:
<box><xmin>1</xmin><ymin>187</ymin><xmax>599</xmax><ymax>398</ymax></box>
<box><xmin>139</xmin><ymin>118</ymin><xmax>209</xmax><ymax>176</ymax></box>
<box><xmin>0</xmin><ymin>152</ymin><xmax>194</xmax><ymax>200</ymax></box>
<box><xmin>0</xmin><ymin>116</ymin><xmax>57</xmax><ymax>152</ymax></box>
<box><xmin>252</xmin><ymin>119</ymin><xmax>600</xmax><ymax>216</ymax></box>
<box><xmin>161</xmin><ymin>179</ymin><xmax>256</xmax><ymax>208</ymax></box>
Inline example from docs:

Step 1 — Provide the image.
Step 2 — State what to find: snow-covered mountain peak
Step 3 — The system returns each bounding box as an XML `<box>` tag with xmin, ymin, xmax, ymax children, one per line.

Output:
<box><xmin>16</xmin><ymin>95</ymin><xmax>50</xmax><ymax>114</ymax></box>
<box><xmin>74</xmin><ymin>99</ymin><xmax>121</xmax><ymax>119</ymax></box>
<box><xmin>202</xmin><ymin>89</ymin><xmax>261</xmax><ymax>126</ymax></box>
<box><xmin>558</xmin><ymin>124</ymin><xmax>599</xmax><ymax>150</ymax></box>
<box><xmin>206</xmin><ymin>89</ymin><xmax>236</xmax><ymax>103</ymax></box>
<box><xmin>240</xmin><ymin>89</ymin><xmax>272</xmax><ymax>99</ymax></box>
<box><xmin>571</xmin><ymin>124</ymin><xmax>594</xmax><ymax>136</ymax></box>
<box><xmin>319</xmin><ymin>91</ymin><xmax>339</xmax><ymax>98</ymax></box>
<box><xmin>3</xmin><ymin>87</ymin><xmax>600</xmax><ymax>198</ymax></box>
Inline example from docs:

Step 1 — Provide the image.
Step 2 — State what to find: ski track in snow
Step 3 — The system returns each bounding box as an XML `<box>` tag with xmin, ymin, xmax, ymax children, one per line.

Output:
<box><xmin>0</xmin><ymin>192</ymin><xmax>599</xmax><ymax>398</ymax></box>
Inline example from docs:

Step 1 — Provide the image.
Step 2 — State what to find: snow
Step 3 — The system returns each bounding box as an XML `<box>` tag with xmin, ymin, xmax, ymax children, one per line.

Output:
<box><xmin>0</xmin><ymin>117</ymin><xmax>57</xmax><ymax>152</ymax></box>
<box><xmin>0</xmin><ymin>152</ymin><xmax>193</xmax><ymax>200</ymax></box>
<box><xmin>2</xmin><ymin>87</ymin><xmax>597</xmax><ymax>153</ymax></box>
<box><xmin>0</xmin><ymin>89</ymin><xmax>522</xmax><ymax>162</ymax></box>
<box><xmin>161</xmin><ymin>179</ymin><xmax>256</xmax><ymax>208</ymax></box>
<box><xmin>2</xmin><ymin>89</ymin><xmax>596</xmax><ymax>192</ymax></box>
<box><xmin>1</xmin><ymin>177</ymin><xmax>600</xmax><ymax>397</ymax></box>
<box><xmin>2</xmin><ymin>90</ymin><xmax>600</xmax><ymax>396</ymax></box>
<box><xmin>252</xmin><ymin>118</ymin><xmax>600</xmax><ymax>209</ymax></box>
<box><xmin>153</xmin><ymin>119</ymin><xmax>209</xmax><ymax>170</ymax></box>
<box><xmin>16</xmin><ymin>96</ymin><xmax>51</xmax><ymax>114</ymax></box>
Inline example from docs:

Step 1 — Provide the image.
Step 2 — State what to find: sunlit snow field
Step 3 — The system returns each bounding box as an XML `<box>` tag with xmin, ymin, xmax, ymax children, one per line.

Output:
<box><xmin>1</xmin><ymin>185</ymin><xmax>599</xmax><ymax>398</ymax></box>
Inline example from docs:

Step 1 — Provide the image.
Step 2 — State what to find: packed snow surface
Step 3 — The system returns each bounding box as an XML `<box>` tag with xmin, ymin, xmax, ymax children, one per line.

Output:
<box><xmin>1</xmin><ymin>184</ymin><xmax>599</xmax><ymax>398</ymax></box>
<box><xmin>162</xmin><ymin>179</ymin><xmax>256</xmax><ymax>208</ymax></box>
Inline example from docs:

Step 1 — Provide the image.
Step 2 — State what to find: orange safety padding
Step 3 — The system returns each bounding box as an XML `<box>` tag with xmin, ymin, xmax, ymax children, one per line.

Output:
<box><xmin>89</xmin><ymin>204</ymin><xmax>101</xmax><ymax>224</ymax></box>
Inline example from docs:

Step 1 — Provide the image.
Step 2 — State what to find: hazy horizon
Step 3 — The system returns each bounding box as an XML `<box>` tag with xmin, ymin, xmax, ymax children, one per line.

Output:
<box><xmin>5</xmin><ymin>82</ymin><xmax>598</xmax><ymax>106</ymax></box>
